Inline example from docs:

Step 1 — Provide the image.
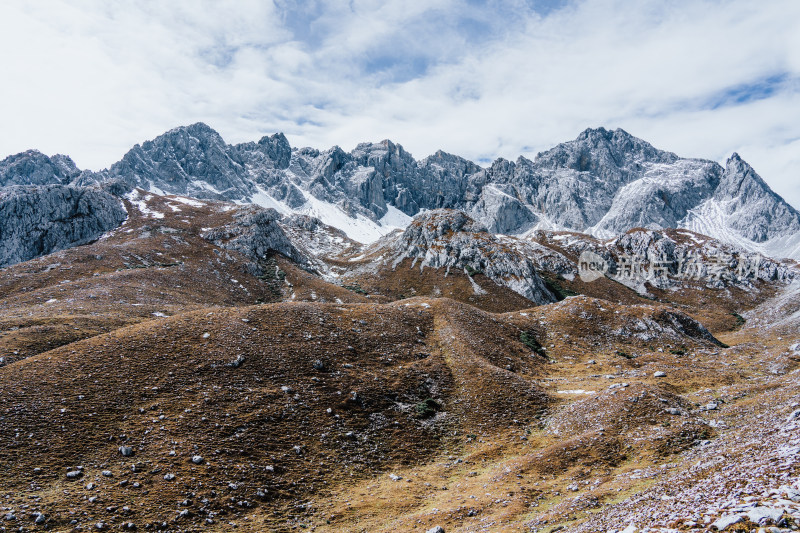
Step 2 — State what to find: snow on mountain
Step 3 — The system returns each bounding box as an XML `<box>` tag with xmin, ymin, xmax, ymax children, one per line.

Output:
<box><xmin>2</xmin><ymin>124</ymin><xmax>799</xmax><ymax>260</ymax></box>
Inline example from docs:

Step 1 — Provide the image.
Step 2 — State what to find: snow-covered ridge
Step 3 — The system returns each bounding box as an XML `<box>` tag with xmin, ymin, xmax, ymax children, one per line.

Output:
<box><xmin>2</xmin><ymin>124</ymin><xmax>799</xmax><ymax>260</ymax></box>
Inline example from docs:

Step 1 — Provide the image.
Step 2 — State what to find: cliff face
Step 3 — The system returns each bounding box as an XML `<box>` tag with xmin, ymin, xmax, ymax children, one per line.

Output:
<box><xmin>0</xmin><ymin>184</ymin><xmax>127</xmax><ymax>268</ymax></box>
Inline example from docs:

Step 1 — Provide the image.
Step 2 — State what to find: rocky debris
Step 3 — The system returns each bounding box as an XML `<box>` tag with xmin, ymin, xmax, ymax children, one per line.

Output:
<box><xmin>572</xmin><ymin>369</ymin><xmax>800</xmax><ymax>532</ymax></box>
<box><xmin>0</xmin><ymin>184</ymin><xmax>127</xmax><ymax>267</ymax></box>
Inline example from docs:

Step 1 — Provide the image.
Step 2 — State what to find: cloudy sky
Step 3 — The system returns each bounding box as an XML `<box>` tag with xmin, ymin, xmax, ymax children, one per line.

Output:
<box><xmin>1</xmin><ymin>0</ymin><xmax>799</xmax><ymax>207</ymax></box>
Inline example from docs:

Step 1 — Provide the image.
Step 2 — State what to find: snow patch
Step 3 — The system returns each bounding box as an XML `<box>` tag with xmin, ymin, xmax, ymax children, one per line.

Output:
<box><xmin>170</xmin><ymin>196</ymin><xmax>206</xmax><ymax>208</ymax></box>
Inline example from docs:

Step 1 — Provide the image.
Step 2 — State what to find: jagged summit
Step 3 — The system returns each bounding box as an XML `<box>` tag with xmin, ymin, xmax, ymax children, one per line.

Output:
<box><xmin>2</xmin><ymin>124</ymin><xmax>799</xmax><ymax>260</ymax></box>
<box><xmin>0</xmin><ymin>150</ymin><xmax>80</xmax><ymax>187</ymax></box>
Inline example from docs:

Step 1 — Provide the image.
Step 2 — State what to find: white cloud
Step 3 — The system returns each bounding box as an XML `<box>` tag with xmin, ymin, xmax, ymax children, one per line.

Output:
<box><xmin>0</xmin><ymin>0</ymin><xmax>798</xmax><ymax>208</ymax></box>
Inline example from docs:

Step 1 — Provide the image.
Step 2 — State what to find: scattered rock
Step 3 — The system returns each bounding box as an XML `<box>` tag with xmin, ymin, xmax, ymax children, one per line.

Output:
<box><xmin>227</xmin><ymin>355</ymin><xmax>246</xmax><ymax>368</ymax></box>
<box><xmin>654</xmin><ymin>371</ymin><xmax>667</xmax><ymax>378</ymax></box>
<box><xmin>746</xmin><ymin>506</ymin><xmax>784</xmax><ymax>524</ymax></box>
<box><xmin>191</xmin><ymin>455</ymin><xmax>204</xmax><ymax>464</ymax></box>
<box><xmin>711</xmin><ymin>514</ymin><xmax>743</xmax><ymax>530</ymax></box>
<box><xmin>119</xmin><ymin>445</ymin><xmax>134</xmax><ymax>457</ymax></box>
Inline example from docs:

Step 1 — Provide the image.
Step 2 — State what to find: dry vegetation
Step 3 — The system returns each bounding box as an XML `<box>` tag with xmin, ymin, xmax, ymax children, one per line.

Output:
<box><xmin>1</xmin><ymin>194</ymin><xmax>798</xmax><ymax>532</ymax></box>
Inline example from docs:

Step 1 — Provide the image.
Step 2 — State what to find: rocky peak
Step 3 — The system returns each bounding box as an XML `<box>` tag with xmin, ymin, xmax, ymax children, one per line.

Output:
<box><xmin>717</xmin><ymin>152</ymin><xmax>771</xmax><ymax>201</ymax></box>
<box><xmin>535</xmin><ymin>127</ymin><xmax>678</xmax><ymax>177</ymax></box>
<box><xmin>351</xmin><ymin>139</ymin><xmax>416</xmax><ymax>175</ymax></box>
<box><xmin>315</xmin><ymin>146</ymin><xmax>350</xmax><ymax>182</ymax></box>
<box><xmin>4</xmin><ymin>123</ymin><xmax>799</xmax><ymax>260</ymax></box>
<box><xmin>709</xmin><ymin>152</ymin><xmax>800</xmax><ymax>242</ymax></box>
<box><xmin>403</xmin><ymin>209</ymin><xmax>488</xmax><ymax>243</ymax></box>
<box><xmin>255</xmin><ymin>132</ymin><xmax>291</xmax><ymax>169</ymax></box>
<box><xmin>110</xmin><ymin>123</ymin><xmax>251</xmax><ymax>200</ymax></box>
<box><xmin>421</xmin><ymin>150</ymin><xmax>483</xmax><ymax>176</ymax></box>
<box><xmin>0</xmin><ymin>150</ymin><xmax>81</xmax><ymax>187</ymax></box>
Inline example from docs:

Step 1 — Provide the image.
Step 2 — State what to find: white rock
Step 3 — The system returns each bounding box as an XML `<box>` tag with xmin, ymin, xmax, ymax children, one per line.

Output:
<box><xmin>711</xmin><ymin>514</ymin><xmax>743</xmax><ymax>530</ymax></box>
<box><xmin>654</xmin><ymin>371</ymin><xmax>667</xmax><ymax>377</ymax></box>
<box><xmin>746</xmin><ymin>506</ymin><xmax>784</xmax><ymax>523</ymax></box>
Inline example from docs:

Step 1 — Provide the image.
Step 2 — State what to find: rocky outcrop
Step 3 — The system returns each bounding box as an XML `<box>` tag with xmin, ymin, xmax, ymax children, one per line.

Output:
<box><xmin>530</xmin><ymin>228</ymin><xmax>794</xmax><ymax>295</ymax></box>
<box><xmin>0</xmin><ymin>185</ymin><xmax>127</xmax><ymax>267</ymax></box>
<box><xmin>201</xmin><ymin>206</ymin><xmax>311</xmax><ymax>275</ymax></box>
<box><xmin>0</xmin><ymin>150</ymin><xmax>80</xmax><ymax>187</ymax></box>
<box><xmin>381</xmin><ymin>209</ymin><xmax>559</xmax><ymax>304</ymax></box>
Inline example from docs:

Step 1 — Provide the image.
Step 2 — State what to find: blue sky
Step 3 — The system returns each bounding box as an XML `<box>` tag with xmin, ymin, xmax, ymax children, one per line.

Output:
<box><xmin>1</xmin><ymin>0</ymin><xmax>799</xmax><ymax>208</ymax></box>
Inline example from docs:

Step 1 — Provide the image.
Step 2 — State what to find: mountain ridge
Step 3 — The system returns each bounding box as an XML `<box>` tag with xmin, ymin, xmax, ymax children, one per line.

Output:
<box><xmin>2</xmin><ymin>124</ymin><xmax>799</xmax><ymax>260</ymax></box>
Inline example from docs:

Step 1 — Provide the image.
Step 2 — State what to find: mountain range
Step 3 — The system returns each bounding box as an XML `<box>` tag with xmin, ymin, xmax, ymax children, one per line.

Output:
<box><xmin>2</xmin><ymin>124</ymin><xmax>800</xmax><ymax>531</ymax></box>
<box><xmin>2</xmin><ymin>124</ymin><xmax>799</xmax><ymax>268</ymax></box>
